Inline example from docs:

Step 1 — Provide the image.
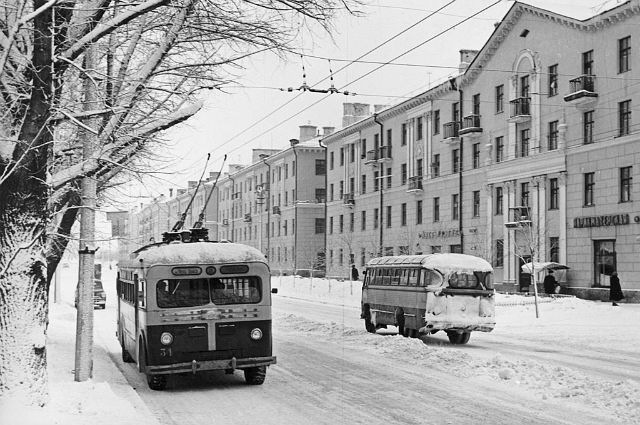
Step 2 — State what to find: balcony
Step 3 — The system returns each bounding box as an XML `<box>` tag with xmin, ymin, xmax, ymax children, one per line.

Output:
<box><xmin>442</xmin><ymin>122</ymin><xmax>459</xmax><ymax>143</ymax></box>
<box><xmin>256</xmin><ymin>183</ymin><xmax>269</xmax><ymax>193</ymax></box>
<box><xmin>272</xmin><ymin>206</ymin><xmax>281</xmax><ymax>216</ymax></box>
<box><xmin>365</xmin><ymin>146</ymin><xmax>392</xmax><ymax>164</ymax></box>
<box><xmin>222</xmin><ymin>219</ymin><xmax>229</xmax><ymax>226</ymax></box>
<box><xmin>231</xmin><ymin>191</ymin><xmax>242</xmax><ymax>201</ymax></box>
<box><xmin>564</xmin><ymin>75</ymin><xmax>598</xmax><ymax>109</ymax></box>
<box><xmin>508</xmin><ymin>97</ymin><xmax>531</xmax><ymax>123</ymax></box>
<box><xmin>504</xmin><ymin>206</ymin><xmax>532</xmax><ymax>229</ymax></box>
<box><xmin>243</xmin><ymin>213</ymin><xmax>251</xmax><ymax>223</ymax></box>
<box><xmin>459</xmin><ymin>114</ymin><xmax>482</xmax><ymax>136</ymax></box>
<box><xmin>343</xmin><ymin>193</ymin><xmax>355</xmax><ymax>207</ymax></box>
<box><xmin>407</xmin><ymin>176</ymin><xmax>423</xmax><ymax>193</ymax></box>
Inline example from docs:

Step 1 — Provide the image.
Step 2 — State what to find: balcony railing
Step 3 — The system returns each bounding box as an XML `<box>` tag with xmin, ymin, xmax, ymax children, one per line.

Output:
<box><xmin>343</xmin><ymin>193</ymin><xmax>355</xmax><ymax>207</ymax></box>
<box><xmin>504</xmin><ymin>206</ymin><xmax>532</xmax><ymax>228</ymax></box>
<box><xmin>365</xmin><ymin>146</ymin><xmax>392</xmax><ymax>164</ymax></box>
<box><xmin>231</xmin><ymin>191</ymin><xmax>242</xmax><ymax>200</ymax></box>
<box><xmin>443</xmin><ymin>122</ymin><xmax>459</xmax><ymax>141</ymax></box>
<box><xmin>459</xmin><ymin>114</ymin><xmax>482</xmax><ymax>135</ymax></box>
<box><xmin>243</xmin><ymin>213</ymin><xmax>251</xmax><ymax>223</ymax></box>
<box><xmin>407</xmin><ymin>176</ymin><xmax>423</xmax><ymax>192</ymax></box>
<box><xmin>509</xmin><ymin>97</ymin><xmax>531</xmax><ymax>123</ymax></box>
<box><xmin>272</xmin><ymin>206</ymin><xmax>281</xmax><ymax>215</ymax></box>
<box><xmin>564</xmin><ymin>75</ymin><xmax>598</xmax><ymax>106</ymax></box>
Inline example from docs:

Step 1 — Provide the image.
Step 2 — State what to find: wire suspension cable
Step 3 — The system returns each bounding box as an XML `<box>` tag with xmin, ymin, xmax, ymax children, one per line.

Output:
<box><xmin>171</xmin><ymin>153</ymin><xmax>210</xmax><ymax>232</ymax></box>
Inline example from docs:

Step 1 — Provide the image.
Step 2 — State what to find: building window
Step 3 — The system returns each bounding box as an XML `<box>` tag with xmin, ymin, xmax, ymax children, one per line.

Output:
<box><xmin>618</xmin><ymin>36</ymin><xmax>630</xmax><ymax>73</ymax></box>
<box><xmin>472</xmin><ymin>93</ymin><xmax>480</xmax><ymax>116</ymax></box>
<box><xmin>398</xmin><ymin>246</ymin><xmax>410</xmax><ymax>255</ymax></box>
<box><xmin>315</xmin><ymin>218</ymin><xmax>325</xmax><ymax>234</ymax></box>
<box><xmin>386</xmin><ymin>205</ymin><xmax>392</xmax><ymax>228</ymax></box>
<box><xmin>417</xmin><ymin>117</ymin><xmax>423</xmax><ymax>140</ymax></box>
<box><xmin>285</xmin><ymin>164</ymin><xmax>288</xmax><ymax>179</ymax></box>
<box><xmin>387</xmin><ymin>128</ymin><xmax>392</xmax><ymax>148</ymax></box>
<box><xmin>373</xmin><ymin>208</ymin><xmax>379</xmax><ymax>229</ymax></box>
<box><xmin>495</xmin><ymin>186</ymin><xmax>503</xmax><ymax>215</ymax></box>
<box><xmin>450</xmin><ymin>245</ymin><xmax>462</xmax><ymax>254</ymax></box>
<box><xmin>339</xmin><ymin>248</ymin><xmax>343</xmax><ymax>266</ymax></box>
<box><xmin>339</xmin><ymin>180</ymin><xmax>344</xmax><ymax>199</ymax></box>
<box><xmin>315</xmin><ymin>188</ymin><xmax>325</xmax><ymax>203</ymax></box>
<box><xmin>360</xmin><ymin>248</ymin><xmax>366</xmax><ymax>267</ymax></box>
<box><xmin>520</xmin><ymin>75</ymin><xmax>529</xmax><ymax>97</ymax></box>
<box><xmin>452</xmin><ymin>194</ymin><xmax>459</xmax><ymax>220</ymax></box>
<box><xmin>401</xmin><ymin>123</ymin><xmax>407</xmax><ymax>145</ymax></box>
<box><xmin>495</xmin><ymin>239</ymin><xmax>504</xmax><ymax>267</ymax></box>
<box><xmin>549</xmin><ymin>237</ymin><xmax>559</xmax><ymax>263</ymax></box>
<box><xmin>401</xmin><ymin>203</ymin><xmax>407</xmax><ymax>226</ymax></box>
<box><xmin>416</xmin><ymin>200</ymin><xmax>423</xmax><ymax>224</ymax></box>
<box><xmin>472</xmin><ymin>191</ymin><xmax>480</xmax><ymax>217</ymax></box>
<box><xmin>433</xmin><ymin>197</ymin><xmax>439</xmax><ymax>222</ymax></box>
<box><xmin>619</xmin><ymin>100</ymin><xmax>631</xmax><ymax>136</ymax></box>
<box><xmin>433</xmin><ymin>110</ymin><xmax>440</xmax><ymax>134</ymax></box>
<box><xmin>339</xmin><ymin>214</ymin><xmax>344</xmax><ymax>233</ymax></box>
<box><xmin>386</xmin><ymin>167</ymin><xmax>392</xmax><ymax>189</ymax></box>
<box><xmin>548</xmin><ymin>64</ymin><xmax>558</xmax><ymax>96</ymax></box>
<box><xmin>431</xmin><ymin>246</ymin><xmax>441</xmax><ymax>254</ymax></box>
<box><xmin>361</xmin><ymin>139</ymin><xmax>367</xmax><ymax>159</ymax></box>
<box><xmin>582</xmin><ymin>49</ymin><xmax>593</xmax><ymax>75</ymax></box>
<box><xmin>548</xmin><ymin>120</ymin><xmax>559</xmax><ymax>151</ymax></box>
<box><xmin>361</xmin><ymin>174</ymin><xmax>366</xmax><ymax>194</ymax></box>
<box><xmin>620</xmin><ymin>166</ymin><xmax>632</xmax><ymax>203</ymax></box>
<box><xmin>329</xmin><ymin>216</ymin><xmax>333</xmax><ymax>234</ymax></box>
<box><xmin>452</xmin><ymin>149</ymin><xmax>460</xmax><ymax>173</ymax></box>
<box><xmin>330</xmin><ymin>151</ymin><xmax>334</xmax><ymax>170</ymax></box>
<box><xmin>374</xmin><ymin>171</ymin><xmax>379</xmax><ymax>192</ymax></box>
<box><xmin>519</xmin><ymin>129</ymin><xmax>530</xmax><ymax>157</ymax></box>
<box><xmin>315</xmin><ymin>159</ymin><xmax>326</xmax><ymax>175</ymax></box>
<box><xmin>350</xmin><ymin>144</ymin><xmax>355</xmax><ymax>163</ymax></box>
<box><xmin>384</xmin><ymin>247</ymin><xmax>394</xmax><ymax>256</ymax></box>
<box><xmin>472</xmin><ymin>143</ymin><xmax>480</xmax><ymax>169</ymax></box>
<box><xmin>583</xmin><ymin>110</ymin><xmax>594</xmax><ymax>144</ymax></box>
<box><xmin>521</xmin><ymin>182</ymin><xmax>529</xmax><ymax>207</ymax></box>
<box><xmin>432</xmin><ymin>154</ymin><xmax>440</xmax><ymax>177</ymax></box>
<box><xmin>374</xmin><ymin>133</ymin><xmax>379</xmax><ymax>150</ymax></box>
<box><xmin>349</xmin><ymin>212</ymin><xmax>354</xmax><ymax>232</ymax></box>
<box><xmin>549</xmin><ymin>178</ymin><xmax>559</xmax><ymax>210</ymax></box>
<box><xmin>340</xmin><ymin>147</ymin><xmax>344</xmax><ymax>166</ymax></box>
<box><xmin>495</xmin><ymin>136</ymin><xmax>504</xmax><ymax>163</ymax></box>
<box><xmin>584</xmin><ymin>172</ymin><xmax>595</xmax><ymax>206</ymax></box>
<box><xmin>361</xmin><ymin>210</ymin><xmax>366</xmax><ymax>231</ymax></box>
<box><xmin>328</xmin><ymin>249</ymin><xmax>333</xmax><ymax>267</ymax></box>
<box><xmin>349</xmin><ymin>177</ymin><xmax>355</xmax><ymax>195</ymax></box>
<box><xmin>401</xmin><ymin>163</ymin><xmax>407</xmax><ymax>185</ymax></box>
<box><xmin>495</xmin><ymin>84</ymin><xmax>504</xmax><ymax>114</ymax></box>
<box><xmin>329</xmin><ymin>184</ymin><xmax>334</xmax><ymax>201</ymax></box>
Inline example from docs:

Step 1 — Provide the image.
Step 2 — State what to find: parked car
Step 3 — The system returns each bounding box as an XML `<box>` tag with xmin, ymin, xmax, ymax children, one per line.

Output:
<box><xmin>75</xmin><ymin>278</ymin><xmax>107</xmax><ymax>309</ymax></box>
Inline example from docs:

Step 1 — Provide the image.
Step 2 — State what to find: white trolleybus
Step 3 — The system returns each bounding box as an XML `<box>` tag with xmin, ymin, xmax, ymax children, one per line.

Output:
<box><xmin>361</xmin><ymin>253</ymin><xmax>495</xmax><ymax>344</ymax></box>
<box><xmin>117</xmin><ymin>228</ymin><xmax>277</xmax><ymax>390</ymax></box>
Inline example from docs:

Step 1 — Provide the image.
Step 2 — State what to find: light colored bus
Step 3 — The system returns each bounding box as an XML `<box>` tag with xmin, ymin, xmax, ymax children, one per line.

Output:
<box><xmin>360</xmin><ymin>253</ymin><xmax>495</xmax><ymax>345</ymax></box>
<box><xmin>117</xmin><ymin>238</ymin><xmax>277</xmax><ymax>390</ymax></box>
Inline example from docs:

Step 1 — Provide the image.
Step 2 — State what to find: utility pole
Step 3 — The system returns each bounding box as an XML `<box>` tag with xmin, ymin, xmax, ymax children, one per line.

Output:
<box><xmin>75</xmin><ymin>45</ymin><xmax>99</xmax><ymax>382</ymax></box>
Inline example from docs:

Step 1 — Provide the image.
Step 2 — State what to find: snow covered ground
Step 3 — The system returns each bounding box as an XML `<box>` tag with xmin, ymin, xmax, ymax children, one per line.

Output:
<box><xmin>272</xmin><ymin>275</ymin><xmax>640</xmax><ymax>424</ymax></box>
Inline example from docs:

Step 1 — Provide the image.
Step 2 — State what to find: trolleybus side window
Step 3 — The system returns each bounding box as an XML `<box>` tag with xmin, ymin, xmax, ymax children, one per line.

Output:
<box><xmin>408</xmin><ymin>269</ymin><xmax>420</xmax><ymax>286</ymax></box>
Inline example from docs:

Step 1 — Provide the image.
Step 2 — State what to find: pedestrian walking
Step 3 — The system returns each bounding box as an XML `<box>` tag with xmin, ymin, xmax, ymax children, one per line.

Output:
<box><xmin>609</xmin><ymin>272</ymin><xmax>624</xmax><ymax>306</ymax></box>
<box><xmin>543</xmin><ymin>270</ymin><xmax>559</xmax><ymax>295</ymax></box>
<box><xmin>351</xmin><ymin>264</ymin><xmax>359</xmax><ymax>281</ymax></box>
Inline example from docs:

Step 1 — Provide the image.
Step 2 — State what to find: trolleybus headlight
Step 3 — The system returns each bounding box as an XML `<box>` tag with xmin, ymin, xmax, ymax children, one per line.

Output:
<box><xmin>160</xmin><ymin>332</ymin><xmax>173</xmax><ymax>345</ymax></box>
<box><xmin>250</xmin><ymin>328</ymin><xmax>263</xmax><ymax>341</ymax></box>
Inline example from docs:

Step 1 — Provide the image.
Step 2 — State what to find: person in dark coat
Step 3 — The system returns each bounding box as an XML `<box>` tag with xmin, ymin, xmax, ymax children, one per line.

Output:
<box><xmin>609</xmin><ymin>272</ymin><xmax>624</xmax><ymax>306</ymax></box>
<box><xmin>351</xmin><ymin>264</ymin><xmax>359</xmax><ymax>281</ymax></box>
<box><xmin>543</xmin><ymin>270</ymin><xmax>558</xmax><ymax>295</ymax></box>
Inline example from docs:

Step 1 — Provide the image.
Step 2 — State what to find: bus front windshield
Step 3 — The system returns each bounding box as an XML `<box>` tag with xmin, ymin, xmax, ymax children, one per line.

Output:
<box><xmin>156</xmin><ymin>277</ymin><xmax>262</xmax><ymax>308</ymax></box>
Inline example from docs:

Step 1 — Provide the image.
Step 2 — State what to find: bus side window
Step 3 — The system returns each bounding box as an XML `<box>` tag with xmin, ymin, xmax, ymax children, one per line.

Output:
<box><xmin>382</xmin><ymin>269</ymin><xmax>391</xmax><ymax>285</ymax></box>
<box><xmin>408</xmin><ymin>269</ymin><xmax>418</xmax><ymax>286</ymax></box>
<box><xmin>138</xmin><ymin>279</ymin><xmax>146</xmax><ymax>308</ymax></box>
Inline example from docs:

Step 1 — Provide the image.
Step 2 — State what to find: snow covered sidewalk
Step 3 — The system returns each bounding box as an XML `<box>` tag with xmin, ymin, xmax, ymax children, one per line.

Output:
<box><xmin>0</xmin><ymin>303</ymin><xmax>160</xmax><ymax>425</ymax></box>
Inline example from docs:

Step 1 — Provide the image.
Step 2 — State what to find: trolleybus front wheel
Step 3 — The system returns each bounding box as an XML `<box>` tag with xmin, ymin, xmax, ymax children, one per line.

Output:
<box><xmin>446</xmin><ymin>330</ymin><xmax>471</xmax><ymax>345</ymax></box>
<box><xmin>244</xmin><ymin>366</ymin><xmax>267</xmax><ymax>385</ymax></box>
<box><xmin>147</xmin><ymin>374</ymin><xmax>167</xmax><ymax>391</ymax></box>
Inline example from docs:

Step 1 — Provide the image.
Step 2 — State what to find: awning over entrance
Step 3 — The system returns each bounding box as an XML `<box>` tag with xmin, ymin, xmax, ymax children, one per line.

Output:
<box><xmin>521</xmin><ymin>262</ymin><xmax>569</xmax><ymax>274</ymax></box>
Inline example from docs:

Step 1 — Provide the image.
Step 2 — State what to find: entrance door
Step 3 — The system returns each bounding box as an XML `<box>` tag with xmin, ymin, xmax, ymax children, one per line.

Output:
<box><xmin>518</xmin><ymin>256</ymin><xmax>531</xmax><ymax>292</ymax></box>
<box><xmin>594</xmin><ymin>240</ymin><xmax>616</xmax><ymax>287</ymax></box>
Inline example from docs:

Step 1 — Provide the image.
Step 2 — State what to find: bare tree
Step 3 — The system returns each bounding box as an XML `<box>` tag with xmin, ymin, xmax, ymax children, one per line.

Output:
<box><xmin>0</xmin><ymin>0</ymin><xmax>358</xmax><ymax>405</ymax></box>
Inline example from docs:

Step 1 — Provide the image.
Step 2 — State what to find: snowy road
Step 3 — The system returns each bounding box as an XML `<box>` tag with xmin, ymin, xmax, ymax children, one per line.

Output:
<box><xmin>92</xmin><ymin>292</ymin><xmax>639</xmax><ymax>425</ymax></box>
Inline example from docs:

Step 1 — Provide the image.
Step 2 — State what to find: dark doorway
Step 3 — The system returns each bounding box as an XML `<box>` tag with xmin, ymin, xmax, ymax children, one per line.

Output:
<box><xmin>518</xmin><ymin>255</ymin><xmax>531</xmax><ymax>292</ymax></box>
<box><xmin>594</xmin><ymin>240</ymin><xmax>616</xmax><ymax>287</ymax></box>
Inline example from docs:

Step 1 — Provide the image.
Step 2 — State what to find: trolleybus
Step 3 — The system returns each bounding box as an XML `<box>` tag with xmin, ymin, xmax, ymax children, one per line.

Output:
<box><xmin>117</xmin><ymin>231</ymin><xmax>277</xmax><ymax>390</ymax></box>
<box><xmin>361</xmin><ymin>253</ymin><xmax>495</xmax><ymax>344</ymax></box>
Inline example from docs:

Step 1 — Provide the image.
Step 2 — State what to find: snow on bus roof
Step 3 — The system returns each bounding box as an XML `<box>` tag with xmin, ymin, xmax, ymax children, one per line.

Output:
<box><xmin>366</xmin><ymin>253</ymin><xmax>493</xmax><ymax>274</ymax></box>
<box><xmin>130</xmin><ymin>242</ymin><xmax>267</xmax><ymax>266</ymax></box>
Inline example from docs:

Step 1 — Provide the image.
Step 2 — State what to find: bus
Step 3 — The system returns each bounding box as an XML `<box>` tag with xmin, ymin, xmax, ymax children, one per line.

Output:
<box><xmin>116</xmin><ymin>235</ymin><xmax>277</xmax><ymax>390</ymax></box>
<box><xmin>360</xmin><ymin>253</ymin><xmax>495</xmax><ymax>345</ymax></box>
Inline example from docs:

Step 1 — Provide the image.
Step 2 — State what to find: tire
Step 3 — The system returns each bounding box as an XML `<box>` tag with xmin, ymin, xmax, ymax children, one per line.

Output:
<box><xmin>147</xmin><ymin>374</ymin><xmax>167</xmax><ymax>391</ymax></box>
<box><xmin>395</xmin><ymin>309</ymin><xmax>406</xmax><ymax>337</ymax></box>
<box><xmin>446</xmin><ymin>331</ymin><xmax>471</xmax><ymax>345</ymax></box>
<box><xmin>138</xmin><ymin>340</ymin><xmax>146</xmax><ymax>373</ymax></box>
<box><xmin>244</xmin><ymin>366</ymin><xmax>267</xmax><ymax>385</ymax></box>
<box><xmin>408</xmin><ymin>328</ymin><xmax>419</xmax><ymax>338</ymax></box>
<box><xmin>363</xmin><ymin>308</ymin><xmax>376</xmax><ymax>333</ymax></box>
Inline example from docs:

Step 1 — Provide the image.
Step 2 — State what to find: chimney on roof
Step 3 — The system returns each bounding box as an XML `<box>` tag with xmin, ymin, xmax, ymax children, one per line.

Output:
<box><xmin>290</xmin><ymin>138</ymin><xmax>300</xmax><ymax>147</ymax></box>
<box><xmin>342</xmin><ymin>103</ymin><xmax>370</xmax><ymax>128</ymax></box>
<box><xmin>169</xmin><ymin>188</ymin><xmax>173</xmax><ymax>198</ymax></box>
<box><xmin>258</xmin><ymin>153</ymin><xmax>269</xmax><ymax>160</ymax></box>
<box><xmin>188</xmin><ymin>180</ymin><xmax>197</xmax><ymax>189</ymax></box>
<box><xmin>298</xmin><ymin>125</ymin><xmax>317</xmax><ymax>143</ymax></box>
<box><xmin>374</xmin><ymin>104</ymin><xmax>388</xmax><ymax>113</ymax></box>
<box><xmin>459</xmin><ymin>49</ymin><xmax>479</xmax><ymax>72</ymax></box>
<box><xmin>322</xmin><ymin>126</ymin><xmax>335</xmax><ymax>136</ymax></box>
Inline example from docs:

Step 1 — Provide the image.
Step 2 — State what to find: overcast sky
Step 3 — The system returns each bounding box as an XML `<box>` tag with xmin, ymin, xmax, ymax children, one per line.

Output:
<box><xmin>123</xmin><ymin>0</ymin><xmax>614</xmax><ymax>206</ymax></box>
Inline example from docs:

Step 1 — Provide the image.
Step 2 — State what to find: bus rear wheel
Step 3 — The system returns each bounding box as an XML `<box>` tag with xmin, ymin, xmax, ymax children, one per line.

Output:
<box><xmin>244</xmin><ymin>366</ymin><xmax>267</xmax><ymax>385</ymax></box>
<box><xmin>121</xmin><ymin>341</ymin><xmax>134</xmax><ymax>363</ymax></box>
<box><xmin>446</xmin><ymin>331</ymin><xmax>471</xmax><ymax>345</ymax></box>
<box><xmin>363</xmin><ymin>310</ymin><xmax>376</xmax><ymax>333</ymax></box>
<box><xmin>147</xmin><ymin>374</ymin><xmax>167</xmax><ymax>391</ymax></box>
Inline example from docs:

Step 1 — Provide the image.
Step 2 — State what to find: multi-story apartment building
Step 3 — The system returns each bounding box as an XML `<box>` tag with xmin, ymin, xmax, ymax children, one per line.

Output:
<box><xmin>217</xmin><ymin>125</ymin><xmax>329</xmax><ymax>274</ymax></box>
<box><xmin>323</xmin><ymin>1</ymin><xmax>640</xmax><ymax>302</ymax></box>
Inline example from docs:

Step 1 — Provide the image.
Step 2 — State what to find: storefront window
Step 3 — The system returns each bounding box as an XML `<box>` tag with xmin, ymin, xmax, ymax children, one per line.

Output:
<box><xmin>594</xmin><ymin>240</ymin><xmax>616</xmax><ymax>287</ymax></box>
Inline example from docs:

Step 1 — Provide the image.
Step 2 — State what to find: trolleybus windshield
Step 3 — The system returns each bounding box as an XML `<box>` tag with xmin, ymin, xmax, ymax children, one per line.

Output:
<box><xmin>156</xmin><ymin>277</ymin><xmax>262</xmax><ymax>308</ymax></box>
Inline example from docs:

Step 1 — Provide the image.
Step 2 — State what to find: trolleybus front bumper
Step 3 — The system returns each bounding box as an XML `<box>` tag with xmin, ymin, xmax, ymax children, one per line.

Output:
<box><xmin>145</xmin><ymin>356</ymin><xmax>277</xmax><ymax>375</ymax></box>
